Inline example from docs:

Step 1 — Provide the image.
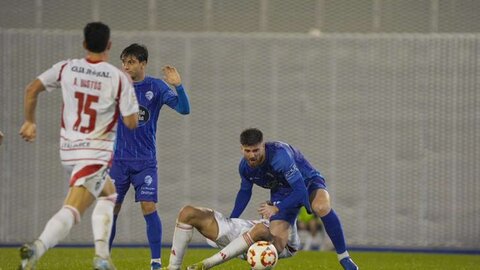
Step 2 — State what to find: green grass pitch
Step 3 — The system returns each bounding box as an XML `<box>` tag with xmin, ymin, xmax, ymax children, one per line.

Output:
<box><xmin>1</xmin><ymin>247</ymin><xmax>479</xmax><ymax>269</ymax></box>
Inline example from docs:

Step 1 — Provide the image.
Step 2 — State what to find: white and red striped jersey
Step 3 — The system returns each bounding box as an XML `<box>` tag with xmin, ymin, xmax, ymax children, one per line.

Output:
<box><xmin>38</xmin><ymin>58</ymin><xmax>139</xmax><ymax>166</ymax></box>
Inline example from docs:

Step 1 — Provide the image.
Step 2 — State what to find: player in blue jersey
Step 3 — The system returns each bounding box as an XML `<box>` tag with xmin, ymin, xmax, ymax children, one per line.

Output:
<box><xmin>108</xmin><ymin>43</ymin><xmax>190</xmax><ymax>270</ymax></box>
<box><xmin>221</xmin><ymin>128</ymin><xmax>357</xmax><ymax>270</ymax></box>
<box><xmin>186</xmin><ymin>128</ymin><xmax>358</xmax><ymax>270</ymax></box>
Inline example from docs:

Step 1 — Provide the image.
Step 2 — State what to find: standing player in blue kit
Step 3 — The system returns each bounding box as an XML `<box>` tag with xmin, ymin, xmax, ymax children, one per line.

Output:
<box><xmin>108</xmin><ymin>43</ymin><xmax>190</xmax><ymax>270</ymax></box>
<box><xmin>227</xmin><ymin>128</ymin><xmax>359</xmax><ymax>270</ymax></box>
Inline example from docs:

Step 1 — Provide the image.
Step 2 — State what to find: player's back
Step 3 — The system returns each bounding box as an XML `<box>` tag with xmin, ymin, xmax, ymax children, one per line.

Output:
<box><xmin>268</xmin><ymin>141</ymin><xmax>324</xmax><ymax>182</ymax></box>
<box><xmin>52</xmin><ymin>58</ymin><xmax>133</xmax><ymax>165</ymax></box>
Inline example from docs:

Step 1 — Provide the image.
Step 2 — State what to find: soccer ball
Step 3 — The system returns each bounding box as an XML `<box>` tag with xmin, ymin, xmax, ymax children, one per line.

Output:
<box><xmin>247</xmin><ymin>241</ymin><xmax>278</xmax><ymax>270</ymax></box>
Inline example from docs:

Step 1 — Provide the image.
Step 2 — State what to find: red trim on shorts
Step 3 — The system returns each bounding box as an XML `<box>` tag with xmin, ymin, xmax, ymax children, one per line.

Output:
<box><xmin>104</xmin><ymin>78</ymin><xmax>121</xmax><ymax>134</ymax></box>
<box><xmin>69</xmin><ymin>164</ymin><xmax>103</xmax><ymax>186</ymax></box>
<box><xmin>57</xmin><ymin>62</ymin><xmax>68</xmax><ymax>81</ymax></box>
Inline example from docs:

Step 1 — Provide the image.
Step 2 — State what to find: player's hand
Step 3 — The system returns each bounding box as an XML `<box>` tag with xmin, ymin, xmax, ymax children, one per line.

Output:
<box><xmin>258</xmin><ymin>202</ymin><xmax>279</xmax><ymax>219</ymax></box>
<box><xmin>162</xmin><ymin>65</ymin><xmax>182</xmax><ymax>87</ymax></box>
<box><xmin>19</xmin><ymin>121</ymin><xmax>37</xmax><ymax>142</ymax></box>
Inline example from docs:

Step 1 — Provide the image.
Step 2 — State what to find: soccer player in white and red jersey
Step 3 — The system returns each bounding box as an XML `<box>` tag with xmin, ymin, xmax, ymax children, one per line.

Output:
<box><xmin>18</xmin><ymin>22</ymin><xmax>139</xmax><ymax>270</ymax></box>
<box><xmin>162</xmin><ymin>205</ymin><xmax>300</xmax><ymax>270</ymax></box>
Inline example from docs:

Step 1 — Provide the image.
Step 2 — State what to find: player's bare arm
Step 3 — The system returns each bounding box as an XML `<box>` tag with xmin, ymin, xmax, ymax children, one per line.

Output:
<box><xmin>162</xmin><ymin>65</ymin><xmax>181</xmax><ymax>86</ymax></box>
<box><xmin>19</xmin><ymin>79</ymin><xmax>46</xmax><ymax>142</ymax></box>
<box><xmin>122</xmin><ymin>112</ymin><xmax>139</xmax><ymax>130</ymax></box>
<box><xmin>0</xmin><ymin>130</ymin><xmax>4</xmax><ymax>145</ymax></box>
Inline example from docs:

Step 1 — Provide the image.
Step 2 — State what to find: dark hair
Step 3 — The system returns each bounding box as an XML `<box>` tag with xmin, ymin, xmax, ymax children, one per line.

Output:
<box><xmin>240</xmin><ymin>128</ymin><xmax>263</xmax><ymax>146</ymax></box>
<box><xmin>120</xmin><ymin>43</ymin><xmax>149</xmax><ymax>63</ymax></box>
<box><xmin>83</xmin><ymin>22</ymin><xmax>110</xmax><ymax>53</ymax></box>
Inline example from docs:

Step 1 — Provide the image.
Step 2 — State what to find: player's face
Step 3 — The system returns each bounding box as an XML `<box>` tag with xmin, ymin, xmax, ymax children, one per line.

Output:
<box><xmin>241</xmin><ymin>143</ymin><xmax>265</xmax><ymax>167</ymax></box>
<box><xmin>121</xmin><ymin>55</ymin><xmax>146</xmax><ymax>82</ymax></box>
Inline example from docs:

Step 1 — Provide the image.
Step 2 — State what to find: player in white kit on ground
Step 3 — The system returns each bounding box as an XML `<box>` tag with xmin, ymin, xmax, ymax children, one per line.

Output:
<box><xmin>161</xmin><ymin>204</ymin><xmax>300</xmax><ymax>270</ymax></box>
<box><xmin>18</xmin><ymin>22</ymin><xmax>139</xmax><ymax>270</ymax></box>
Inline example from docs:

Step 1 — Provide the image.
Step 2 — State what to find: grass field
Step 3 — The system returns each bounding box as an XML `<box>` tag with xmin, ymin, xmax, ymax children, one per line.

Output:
<box><xmin>1</xmin><ymin>247</ymin><xmax>479</xmax><ymax>270</ymax></box>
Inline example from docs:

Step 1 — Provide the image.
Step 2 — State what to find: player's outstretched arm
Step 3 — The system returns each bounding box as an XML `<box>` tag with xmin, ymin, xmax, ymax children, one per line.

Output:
<box><xmin>0</xmin><ymin>130</ymin><xmax>4</xmax><ymax>145</ymax></box>
<box><xmin>162</xmin><ymin>65</ymin><xmax>181</xmax><ymax>86</ymax></box>
<box><xmin>19</xmin><ymin>79</ymin><xmax>45</xmax><ymax>142</ymax></box>
<box><xmin>163</xmin><ymin>65</ymin><xmax>190</xmax><ymax>115</ymax></box>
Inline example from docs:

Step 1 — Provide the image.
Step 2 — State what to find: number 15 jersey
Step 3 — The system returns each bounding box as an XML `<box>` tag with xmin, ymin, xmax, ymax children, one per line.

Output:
<box><xmin>37</xmin><ymin>58</ymin><xmax>139</xmax><ymax>166</ymax></box>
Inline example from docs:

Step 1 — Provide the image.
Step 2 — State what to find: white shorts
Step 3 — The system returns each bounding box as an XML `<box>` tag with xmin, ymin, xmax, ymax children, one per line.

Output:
<box><xmin>208</xmin><ymin>211</ymin><xmax>299</xmax><ymax>259</ymax></box>
<box><xmin>63</xmin><ymin>163</ymin><xmax>108</xmax><ymax>198</ymax></box>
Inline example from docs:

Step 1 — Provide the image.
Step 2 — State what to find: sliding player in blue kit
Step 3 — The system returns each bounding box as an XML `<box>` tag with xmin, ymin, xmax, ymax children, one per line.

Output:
<box><xmin>108</xmin><ymin>43</ymin><xmax>190</xmax><ymax>270</ymax></box>
<box><xmin>229</xmin><ymin>128</ymin><xmax>358</xmax><ymax>270</ymax></box>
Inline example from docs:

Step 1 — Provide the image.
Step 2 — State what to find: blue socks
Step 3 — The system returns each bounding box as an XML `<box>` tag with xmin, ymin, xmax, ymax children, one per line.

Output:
<box><xmin>320</xmin><ymin>209</ymin><xmax>347</xmax><ymax>254</ymax></box>
<box><xmin>109</xmin><ymin>211</ymin><xmax>162</xmax><ymax>261</ymax></box>
<box><xmin>144</xmin><ymin>211</ymin><xmax>162</xmax><ymax>260</ymax></box>
<box><xmin>108</xmin><ymin>214</ymin><xmax>119</xmax><ymax>251</ymax></box>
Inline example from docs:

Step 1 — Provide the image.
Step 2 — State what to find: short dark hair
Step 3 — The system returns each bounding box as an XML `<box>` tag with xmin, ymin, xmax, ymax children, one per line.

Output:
<box><xmin>240</xmin><ymin>128</ymin><xmax>263</xmax><ymax>146</ymax></box>
<box><xmin>120</xmin><ymin>43</ymin><xmax>149</xmax><ymax>63</ymax></box>
<box><xmin>83</xmin><ymin>22</ymin><xmax>110</xmax><ymax>53</ymax></box>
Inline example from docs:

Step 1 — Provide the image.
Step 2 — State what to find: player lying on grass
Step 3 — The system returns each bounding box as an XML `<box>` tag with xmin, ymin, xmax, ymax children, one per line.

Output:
<box><xmin>161</xmin><ymin>204</ymin><xmax>300</xmax><ymax>270</ymax></box>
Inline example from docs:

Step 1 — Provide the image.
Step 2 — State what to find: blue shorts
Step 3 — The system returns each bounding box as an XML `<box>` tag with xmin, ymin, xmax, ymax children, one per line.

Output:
<box><xmin>306</xmin><ymin>176</ymin><xmax>327</xmax><ymax>196</ymax></box>
<box><xmin>109</xmin><ymin>159</ymin><xmax>158</xmax><ymax>204</ymax></box>
<box><xmin>270</xmin><ymin>177</ymin><xmax>327</xmax><ymax>224</ymax></box>
<box><xmin>270</xmin><ymin>206</ymin><xmax>301</xmax><ymax>226</ymax></box>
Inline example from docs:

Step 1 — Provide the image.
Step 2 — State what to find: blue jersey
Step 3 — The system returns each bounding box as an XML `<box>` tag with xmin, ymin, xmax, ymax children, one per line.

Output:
<box><xmin>113</xmin><ymin>76</ymin><xmax>178</xmax><ymax>160</ymax></box>
<box><xmin>231</xmin><ymin>141</ymin><xmax>323</xmax><ymax>219</ymax></box>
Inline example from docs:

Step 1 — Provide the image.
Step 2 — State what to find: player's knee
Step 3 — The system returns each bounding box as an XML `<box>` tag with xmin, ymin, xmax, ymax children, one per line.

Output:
<box><xmin>312</xmin><ymin>202</ymin><xmax>331</xmax><ymax>217</ymax></box>
<box><xmin>100</xmin><ymin>193</ymin><xmax>118</xmax><ymax>204</ymax></box>
<box><xmin>140</xmin><ymin>201</ymin><xmax>157</xmax><ymax>215</ymax></box>
<box><xmin>250</xmin><ymin>223</ymin><xmax>272</xmax><ymax>242</ymax></box>
<box><xmin>113</xmin><ymin>203</ymin><xmax>122</xmax><ymax>214</ymax></box>
<box><xmin>272</xmin><ymin>238</ymin><xmax>286</xmax><ymax>254</ymax></box>
<box><xmin>177</xmin><ymin>204</ymin><xmax>198</xmax><ymax>223</ymax></box>
<box><xmin>63</xmin><ymin>205</ymin><xmax>81</xmax><ymax>224</ymax></box>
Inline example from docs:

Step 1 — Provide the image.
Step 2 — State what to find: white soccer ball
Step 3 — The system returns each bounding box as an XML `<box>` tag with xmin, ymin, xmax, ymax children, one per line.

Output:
<box><xmin>246</xmin><ymin>241</ymin><xmax>278</xmax><ymax>270</ymax></box>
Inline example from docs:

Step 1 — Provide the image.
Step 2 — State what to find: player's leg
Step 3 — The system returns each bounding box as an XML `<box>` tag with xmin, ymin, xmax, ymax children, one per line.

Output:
<box><xmin>141</xmin><ymin>201</ymin><xmax>162</xmax><ymax>269</ymax></box>
<box><xmin>297</xmin><ymin>206</ymin><xmax>315</xmax><ymax>250</ymax></box>
<box><xmin>310</xmin><ymin>188</ymin><xmax>358</xmax><ymax>270</ymax></box>
<box><xmin>91</xmin><ymin>176</ymin><xmax>117</xmax><ymax>267</ymax></box>
<box><xmin>107</xmin><ymin>159</ymin><xmax>130</xmax><ymax>251</ymax></box>
<box><xmin>109</xmin><ymin>203</ymin><xmax>122</xmax><ymax>249</ymax></box>
<box><xmin>192</xmin><ymin>207</ymin><xmax>298</xmax><ymax>270</ymax></box>
<box><xmin>18</xmin><ymin>164</ymin><xmax>99</xmax><ymax>270</ymax></box>
<box><xmin>166</xmin><ymin>205</ymin><xmax>218</xmax><ymax>270</ymax></box>
<box><xmin>65</xmin><ymin>164</ymin><xmax>116</xmax><ymax>269</ymax></box>
<box><xmin>133</xmin><ymin>160</ymin><xmax>162</xmax><ymax>270</ymax></box>
<box><xmin>304</xmin><ymin>218</ymin><xmax>319</xmax><ymax>250</ymax></box>
<box><xmin>199</xmin><ymin>222</ymin><xmax>272</xmax><ymax>269</ymax></box>
<box><xmin>268</xmin><ymin>220</ymin><xmax>291</xmax><ymax>254</ymax></box>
